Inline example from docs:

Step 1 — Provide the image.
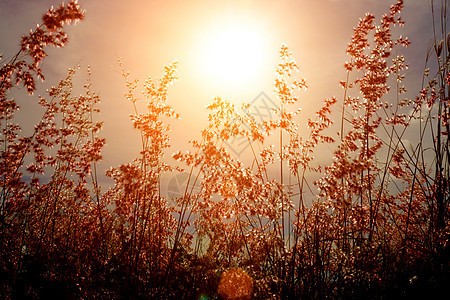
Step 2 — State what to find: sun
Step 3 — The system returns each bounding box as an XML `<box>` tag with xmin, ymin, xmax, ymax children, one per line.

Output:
<box><xmin>195</xmin><ymin>19</ymin><xmax>268</xmax><ymax>88</ymax></box>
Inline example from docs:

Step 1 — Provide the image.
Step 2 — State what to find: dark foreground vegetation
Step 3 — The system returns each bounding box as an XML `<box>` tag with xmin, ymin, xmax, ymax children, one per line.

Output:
<box><xmin>1</xmin><ymin>1</ymin><xmax>449</xmax><ymax>298</ymax></box>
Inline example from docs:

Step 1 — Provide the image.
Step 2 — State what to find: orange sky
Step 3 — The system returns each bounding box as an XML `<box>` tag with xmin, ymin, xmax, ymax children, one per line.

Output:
<box><xmin>0</xmin><ymin>0</ymin><xmax>435</xmax><ymax>189</ymax></box>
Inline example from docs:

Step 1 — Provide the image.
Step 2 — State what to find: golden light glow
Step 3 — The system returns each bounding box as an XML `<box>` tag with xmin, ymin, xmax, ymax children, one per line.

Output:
<box><xmin>195</xmin><ymin>18</ymin><xmax>268</xmax><ymax>87</ymax></box>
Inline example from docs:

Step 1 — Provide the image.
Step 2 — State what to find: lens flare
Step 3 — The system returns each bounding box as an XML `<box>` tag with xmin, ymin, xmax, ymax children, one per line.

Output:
<box><xmin>217</xmin><ymin>268</ymin><xmax>253</xmax><ymax>300</ymax></box>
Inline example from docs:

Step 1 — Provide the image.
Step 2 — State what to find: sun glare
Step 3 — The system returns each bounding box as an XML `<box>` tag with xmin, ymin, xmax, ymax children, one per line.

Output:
<box><xmin>196</xmin><ymin>19</ymin><xmax>267</xmax><ymax>87</ymax></box>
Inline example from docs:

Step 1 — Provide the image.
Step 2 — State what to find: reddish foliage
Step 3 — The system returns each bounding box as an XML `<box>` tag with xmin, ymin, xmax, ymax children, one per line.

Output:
<box><xmin>1</xmin><ymin>0</ymin><xmax>450</xmax><ymax>299</ymax></box>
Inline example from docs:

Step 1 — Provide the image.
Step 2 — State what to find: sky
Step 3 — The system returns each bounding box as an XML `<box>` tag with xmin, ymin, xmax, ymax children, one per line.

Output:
<box><xmin>0</xmin><ymin>0</ymin><xmax>440</xmax><ymax>193</ymax></box>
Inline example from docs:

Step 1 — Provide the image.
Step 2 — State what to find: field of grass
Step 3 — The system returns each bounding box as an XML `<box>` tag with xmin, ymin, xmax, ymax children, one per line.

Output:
<box><xmin>1</xmin><ymin>1</ymin><xmax>449</xmax><ymax>298</ymax></box>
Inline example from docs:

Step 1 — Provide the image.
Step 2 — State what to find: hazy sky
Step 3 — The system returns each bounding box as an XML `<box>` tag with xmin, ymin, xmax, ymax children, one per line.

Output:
<box><xmin>0</xmin><ymin>0</ymin><xmax>439</xmax><ymax>191</ymax></box>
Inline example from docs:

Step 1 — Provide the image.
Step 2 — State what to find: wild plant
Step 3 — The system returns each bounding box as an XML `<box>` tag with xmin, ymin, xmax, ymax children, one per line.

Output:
<box><xmin>1</xmin><ymin>0</ymin><xmax>449</xmax><ymax>298</ymax></box>
<box><xmin>104</xmin><ymin>60</ymin><xmax>181</xmax><ymax>297</ymax></box>
<box><xmin>0</xmin><ymin>2</ymin><xmax>93</xmax><ymax>298</ymax></box>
